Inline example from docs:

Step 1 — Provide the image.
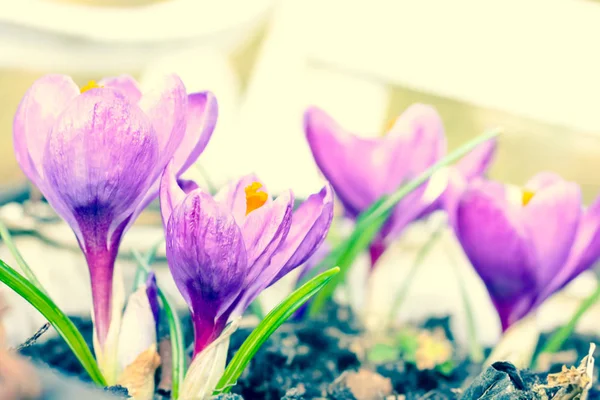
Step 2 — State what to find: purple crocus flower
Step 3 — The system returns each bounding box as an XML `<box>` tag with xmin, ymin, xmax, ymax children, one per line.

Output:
<box><xmin>304</xmin><ymin>105</ymin><xmax>496</xmax><ymax>268</ymax></box>
<box><xmin>13</xmin><ymin>74</ymin><xmax>217</xmax><ymax>355</ymax></box>
<box><xmin>454</xmin><ymin>172</ymin><xmax>600</xmax><ymax>331</ymax></box>
<box><xmin>160</xmin><ymin>162</ymin><xmax>333</xmax><ymax>357</ymax></box>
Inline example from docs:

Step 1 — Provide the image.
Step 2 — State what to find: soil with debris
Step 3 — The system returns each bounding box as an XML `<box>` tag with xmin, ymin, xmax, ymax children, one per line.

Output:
<box><xmin>16</xmin><ymin>303</ymin><xmax>600</xmax><ymax>399</ymax></box>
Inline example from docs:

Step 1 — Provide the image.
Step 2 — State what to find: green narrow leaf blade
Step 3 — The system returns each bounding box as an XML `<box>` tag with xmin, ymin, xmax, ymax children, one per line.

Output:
<box><xmin>308</xmin><ymin>212</ymin><xmax>388</xmax><ymax>315</ymax></box>
<box><xmin>0</xmin><ymin>258</ymin><xmax>105</xmax><ymax>385</ymax></box>
<box><xmin>308</xmin><ymin>129</ymin><xmax>501</xmax><ymax>316</ymax></box>
<box><xmin>132</xmin><ymin>239</ymin><xmax>163</xmax><ymax>290</ymax></box>
<box><xmin>0</xmin><ymin>221</ymin><xmax>48</xmax><ymax>296</ymax></box>
<box><xmin>532</xmin><ymin>283</ymin><xmax>600</xmax><ymax>368</ymax></box>
<box><xmin>214</xmin><ymin>266</ymin><xmax>340</xmax><ymax>394</ymax></box>
<box><xmin>132</xmin><ymin>249</ymin><xmax>185</xmax><ymax>399</ymax></box>
<box><xmin>157</xmin><ymin>287</ymin><xmax>186</xmax><ymax>399</ymax></box>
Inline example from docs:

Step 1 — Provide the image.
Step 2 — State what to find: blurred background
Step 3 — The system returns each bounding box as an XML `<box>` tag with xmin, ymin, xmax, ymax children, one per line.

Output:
<box><xmin>0</xmin><ymin>0</ymin><xmax>599</xmax><ymax>349</ymax></box>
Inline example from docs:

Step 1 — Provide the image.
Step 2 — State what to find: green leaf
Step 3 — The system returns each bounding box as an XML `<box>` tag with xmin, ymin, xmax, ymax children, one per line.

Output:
<box><xmin>532</xmin><ymin>282</ymin><xmax>600</xmax><ymax>368</ymax></box>
<box><xmin>0</xmin><ymin>258</ymin><xmax>105</xmax><ymax>385</ymax></box>
<box><xmin>132</xmin><ymin>239</ymin><xmax>163</xmax><ymax>291</ymax></box>
<box><xmin>214</xmin><ymin>266</ymin><xmax>340</xmax><ymax>394</ymax></box>
<box><xmin>396</xmin><ymin>328</ymin><xmax>420</xmax><ymax>361</ymax></box>
<box><xmin>436</xmin><ymin>360</ymin><xmax>457</xmax><ymax>376</ymax></box>
<box><xmin>367</xmin><ymin>343</ymin><xmax>399</xmax><ymax>363</ymax></box>
<box><xmin>158</xmin><ymin>287</ymin><xmax>186</xmax><ymax>399</ymax></box>
<box><xmin>308</xmin><ymin>129</ymin><xmax>501</xmax><ymax>316</ymax></box>
<box><xmin>0</xmin><ymin>221</ymin><xmax>48</xmax><ymax>296</ymax></box>
<box><xmin>131</xmin><ymin>249</ymin><xmax>185</xmax><ymax>399</ymax></box>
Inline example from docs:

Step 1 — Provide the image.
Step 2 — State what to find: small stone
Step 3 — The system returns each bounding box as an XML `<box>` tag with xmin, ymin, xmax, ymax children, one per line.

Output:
<box><xmin>211</xmin><ymin>394</ymin><xmax>245</xmax><ymax>400</ymax></box>
<box><xmin>343</xmin><ymin>369</ymin><xmax>393</xmax><ymax>400</ymax></box>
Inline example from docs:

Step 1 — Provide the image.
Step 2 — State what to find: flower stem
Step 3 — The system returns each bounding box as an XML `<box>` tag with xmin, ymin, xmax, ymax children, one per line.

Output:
<box><xmin>443</xmin><ymin>235</ymin><xmax>484</xmax><ymax>363</ymax></box>
<box><xmin>387</xmin><ymin>224</ymin><xmax>444</xmax><ymax>324</ymax></box>
<box><xmin>86</xmin><ymin>249</ymin><xmax>117</xmax><ymax>347</ymax></box>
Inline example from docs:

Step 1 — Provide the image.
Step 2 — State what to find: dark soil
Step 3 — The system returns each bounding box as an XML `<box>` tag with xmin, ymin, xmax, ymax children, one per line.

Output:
<box><xmin>17</xmin><ymin>303</ymin><xmax>600</xmax><ymax>399</ymax></box>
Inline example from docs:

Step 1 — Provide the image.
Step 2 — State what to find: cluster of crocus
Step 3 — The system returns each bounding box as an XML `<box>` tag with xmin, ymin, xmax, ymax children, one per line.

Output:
<box><xmin>13</xmin><ymin>74</ymin><xmax>217</xmax><ymax>382</ymax></box>
<box><xmin>304</xmin><ymin>104</ymin><xmax>497</xmax><ymax>268</ymax></box>
<box><xmin>453</xmin><ymin>172</ymin><xmax>600</xmax><ymax>331</ymax></box>
<box><xmin>13</xmin><ymin>69</ymin><xmax>600</xmax><ymax>400</ymax></box>
<box><xmin>160</xmin><ymin>162</ymin><xmax>334</xmax><ymax>357</ymax></box>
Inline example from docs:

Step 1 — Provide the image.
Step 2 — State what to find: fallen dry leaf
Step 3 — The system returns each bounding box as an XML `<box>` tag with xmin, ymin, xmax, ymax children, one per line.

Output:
<box><xmin>117</xmin><ymin>346</ymin><xmax>161</xmax><ymax>400</ymax></box>
<box><xmin>535</xmin><ymin>343</ymin><xmax>596</xmax><ymax>400</ymax></box>
<box><xmin>157</xmin><ymin>338</ymin><xmax>173</xmax><ymax>393</ymax></box>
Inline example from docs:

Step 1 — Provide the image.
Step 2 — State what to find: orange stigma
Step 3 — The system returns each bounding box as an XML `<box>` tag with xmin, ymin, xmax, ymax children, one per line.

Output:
<box><xmin>80</xmin><ymin>80</ymin><xmax>103</xmax><ymax>93</ymax></box>
<box><xmin>522</xmin><ymin>190</ymin><xmax>535</xmax><ymax>206</ymax></box>
<box><xmin>245</xmin><ymin>182</ymin><xmax>268</xmax><ymax>215</ymax></box>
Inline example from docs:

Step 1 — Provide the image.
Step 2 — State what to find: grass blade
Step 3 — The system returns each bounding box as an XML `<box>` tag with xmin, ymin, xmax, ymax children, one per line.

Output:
<box><xmin>0</xmin><ymin>221</ymin><xmax>48</xmax><ymax>296</ymax></box>
<box><xmin>132</xmin><ymin>239</ymin><xmax>163</xmax><ymax>291</ymax></box>
<box><xmin>214</xmin><ymin>266</ymin><xmax>340</xmax><ymax>394</ymax></box>
<box><xmin>158</xmin><ymin>287</ymin><xmax>186</xmax><ymax>399</ymax></box>
<box><xmin>308</xmin><ymin>129</ymin><xmax>501</xmax><ymax>316</ymax></box>
<box><xmin>532</xmin><ymin>282</ymin><xmax>600</xmax><ymax>368</ymax></box>
<box><xmin>0</xmin><ymin>258</ymin><xmax>105</xmax><ymax>385</ymax></box>
<box><xmin>132</xmin><ymin>249</ymin><xmax>185</xmax><ymax>399</ymax></box>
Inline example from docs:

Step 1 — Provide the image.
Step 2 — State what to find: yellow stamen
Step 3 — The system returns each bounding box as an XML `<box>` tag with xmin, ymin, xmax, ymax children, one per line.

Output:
<box><xmin>80</xmin><ymin>80</ymin><xmax>103</xmax><ymax>93</ymax></box>
<box><xmin>382</xmin><ymin>117</ymin><xmax>399</xmax><ymax>136</ymax></box>
<box><xmin>522</xmin><ymin>190</ymin><xmax>535</xmax><ymax>206</ymax></box>
<box><xmin>245</xmin><ymin>182</ymin><xmax>268</xmax><ymax>215</ymax></box>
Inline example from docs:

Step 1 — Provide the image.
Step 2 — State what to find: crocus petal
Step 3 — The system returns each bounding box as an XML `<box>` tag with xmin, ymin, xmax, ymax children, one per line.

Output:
<box><xmin>159</xmin><ymin>162</ymin><xmax>186</xmax><ymax>229</ymax></box>
<box><xmin>542</xmin><ymin>194</ymin><xmax>600</xmax><ymax>300</ymax></box>
<box><xmin>99</xmin><ymin>75</ymin><xmax>142</xmax><ymax>104</ymax></box>
<box><xmin>126</xmin><ymin>75</ymin><xmax>189</xmax><ymax>229</ymax></box>
<box><xmin>178</xmin><ymin>178</ymin><xmax>200</xmax><ymax>194</ymax></box>
<box><xmin>138</xmin><ymin>74</ymin><xmax>188</xmax><ymax>166</ymax></box>
<box><xmin>270</xmin><ymin>184</ymin><xmax>334</xmax><ymax>284</ymax></box>
<box><xmin>304</xmin><ymin>107</ymin><xmax>385</xmax><ymax>215</ymax></box>
<box><xmin>172</xmin><ymin>92</ymin><xmax>218</xmax><ymax>175</ymax></box>
<box><xmin>231</xmin><ymin>191</ymin><xmax>294</xmax><ymax>314</ymax></box>
<box><xmin>521</xmin><ymin>181</ymin><xmax>581</xmax><ymax>289</ymax></box>
<box><xmin>296</xmin><ymin>240</ymin><xmax>332</xmax><ymax>284</ymax></box>
<box><xmin>524</xmin><ymin>171</ymin><xmax>565</xmax><ymax>192</ymax></box>
<box><xmin>13</xmin><ymin>74</ymin><xmax>80</xmax><ymax>183</ymax></box>
<box><xmin>166</xmin><ymin>190</ymin><xmax>247</xmax><ymax>328</ymax></box>
<box><xmin>383</xmin><ymin>188</ymin><xmax>432</xmax><ymax>239</ymax></box>
<box><xmin>145</xmin><ymin>272</ymin><xmax>160</xmax><ymax>334</ymax></box>
<box><xmin>454</xmin><ymin>138</ymin><xmax>497</xmax><ymax>181</ymax></box>
<box><xmin>305</xmin><ymin>104</ymin><xmax>445</xmax><ymax>223</ymax></box>
<box><xmin>455</xmin><ymin>180</ymin><xmax>537</xmax><ymax>330</ymax></box>
<box><xmin>214</xmin><ymin>174</ymin><xmax>272</xmax><ymax>225</ymax></box>
<box><xmin>383</xmin><ymin>104</ymin><xmax>446</xmax><ymax>190</ymax></box>
<box><xmin>443</xmin><ymin>170</ymin><xmax>469</xmax><ymax>229</ymax></box>
<box><xmin>43</xmin><ymin>89</ymin><xmax>159</xmax><ymax>242</ymax></box>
